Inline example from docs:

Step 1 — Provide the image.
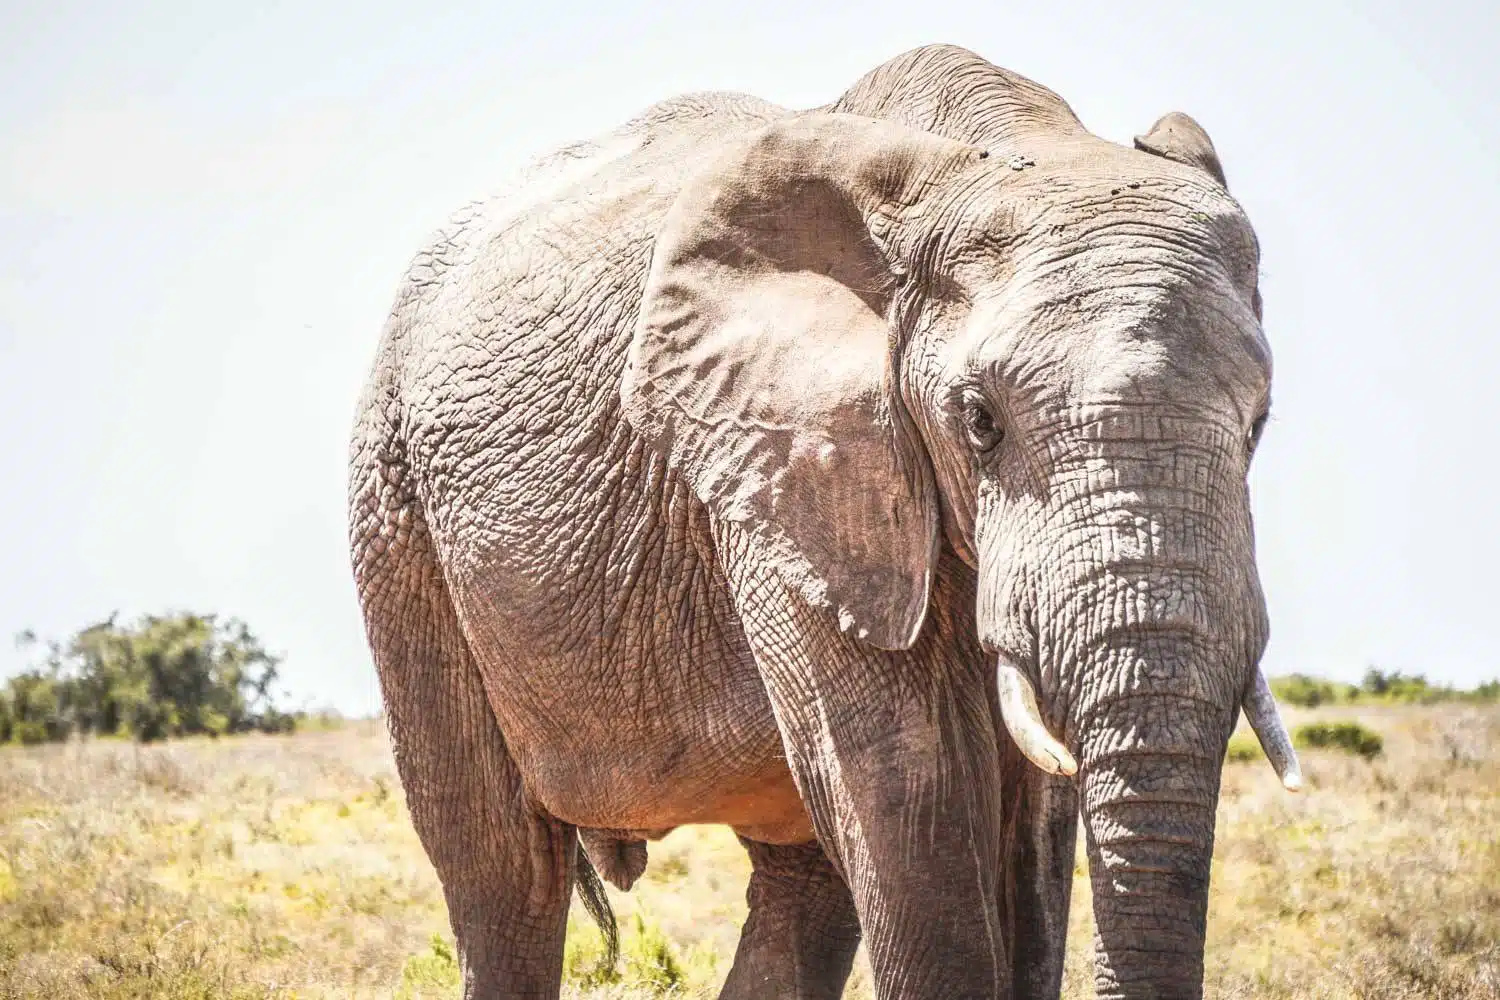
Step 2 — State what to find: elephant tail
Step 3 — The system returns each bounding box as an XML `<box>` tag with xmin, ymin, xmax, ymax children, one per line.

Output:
<box><xmin>574</xmin><ymin>841</ymin><xmax>620</xmax><ymax>971</ymax></box>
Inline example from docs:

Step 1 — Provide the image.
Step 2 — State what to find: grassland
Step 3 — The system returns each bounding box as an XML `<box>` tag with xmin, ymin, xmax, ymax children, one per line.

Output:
<box><xmin>0</xmin><ymin>706</ymin><xmax>1496</xmax><ymax>999</ymax></box>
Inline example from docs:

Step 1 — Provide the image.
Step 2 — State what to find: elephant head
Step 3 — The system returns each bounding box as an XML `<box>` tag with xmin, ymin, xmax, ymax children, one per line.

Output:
<box><xmin>622</xmin><ymin>103</ymin><xmax>1298</xmax><ymax>998</ymax></box>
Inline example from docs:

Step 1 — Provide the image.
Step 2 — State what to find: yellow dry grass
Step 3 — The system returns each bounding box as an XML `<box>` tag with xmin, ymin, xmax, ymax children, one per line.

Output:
<box><xmin>0</xmin><ymin>707</ymin><xmax>1495</xmax><ymax>998</ymax></box>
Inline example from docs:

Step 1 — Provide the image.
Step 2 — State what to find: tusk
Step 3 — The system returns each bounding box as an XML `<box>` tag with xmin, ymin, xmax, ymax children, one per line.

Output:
<box><xmin>1243</xmin><ymin>668</ymin><xmax>1303</xmax><ymax>792</ymax></box>
<box><xmin>996</xmin><ymin>656</ymin><xmax>1078</xmax><ymax>776</ymax></box>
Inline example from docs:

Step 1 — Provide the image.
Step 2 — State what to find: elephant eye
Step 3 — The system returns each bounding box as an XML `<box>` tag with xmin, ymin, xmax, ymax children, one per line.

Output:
<box><xmin>1248</xmin><ymin>411</ymin><xmax>1269</xmax><ymax>455</ymax></box>
<box><xmin>962</xmin><ymin>393</ymin><xmax>1004</xmax><ymax>455</ymax></box>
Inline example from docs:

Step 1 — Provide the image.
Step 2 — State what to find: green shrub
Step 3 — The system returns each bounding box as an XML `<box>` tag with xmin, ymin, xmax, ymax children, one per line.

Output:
<box><xmin>1225</xmin><ymin>732</ymin><xmax>1263</xmax><ymax>763</ymax></box>
<box><xmin>563</xmin><ymin>913</ymin><xmax>615</xmax><ymax>987</ymax></box>
<box><xmin>395</xmin><ymin>934</ymin><xmax>460</xmax><ymax>999</ymax></box>
<box><xmin>1361</xmin><ymin>668</ymin><xmax>1439</xmax><ymax>704</ymax></box>
<box><xmin>1294</xmin><ymin>721</ymin><xmax>1383</xmax><ymax>760</ymax></box>
<box><xmin>1270</xmin><ymin>669</ymin><xmax>1499</xmax><ymax>707</ymax></box>
<box><xmin>1272</xmin><ymin>673</ymin><xmax>1359</xmax><ymax>708</ymax></box>
<box><xmin>564</xmin><ymin>909</ymin><xmax>691</xmax><ymax>990</ymax></box>
<box><xmin>621</xmin><ymin>912</ymin><xmax>685</xmax><ymax>989</ymax></box>
<box><xmin>2</xmin><ymin>613</ymin><xmax>295</xmax><ymax>745</ymax></box>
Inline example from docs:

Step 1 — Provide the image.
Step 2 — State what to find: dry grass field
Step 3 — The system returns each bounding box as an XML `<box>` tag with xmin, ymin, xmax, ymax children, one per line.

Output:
<box><xmin>0</xmin><ymin>705</ymin><xmax>1496</xmax><ymax>999</ymax></box>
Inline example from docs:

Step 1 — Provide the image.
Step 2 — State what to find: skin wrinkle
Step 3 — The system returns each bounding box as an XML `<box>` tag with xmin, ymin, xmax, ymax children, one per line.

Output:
<box><xmin>349</xmin><ymin>43</ymin><xmax>1282</xmax><ymax>1000</ymax></box>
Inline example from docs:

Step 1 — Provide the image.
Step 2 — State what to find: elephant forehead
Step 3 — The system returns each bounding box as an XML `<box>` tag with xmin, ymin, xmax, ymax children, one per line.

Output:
<box><xmin>956</xmin><ymin>269</ymin><xmax>1264</xmax><ymax>418</ymax></box>
<box><xmin>966</xmin><ymin>156</ymin><xmax>1259</xmax><ymax>279</ymax></box>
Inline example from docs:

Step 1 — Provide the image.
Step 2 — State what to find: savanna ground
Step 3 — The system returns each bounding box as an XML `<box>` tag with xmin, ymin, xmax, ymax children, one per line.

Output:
<box><xmin>1</xmin><ymin>706</ymin><xmax>1496</xmax><ymax>999</ymax></box>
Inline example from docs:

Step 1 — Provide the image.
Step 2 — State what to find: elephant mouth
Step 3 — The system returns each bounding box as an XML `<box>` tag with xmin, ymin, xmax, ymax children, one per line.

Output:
<box><xmin>993</xmin><ymin>648</ymin><xmax>1300</xmax><ymax>790</ymax></box>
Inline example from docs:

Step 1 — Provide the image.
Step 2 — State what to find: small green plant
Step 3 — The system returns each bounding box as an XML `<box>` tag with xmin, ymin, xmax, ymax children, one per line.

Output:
<box><xmin>621</xmin><ymin>911</ymin><xmax>685</xmax><ymax>989</ymax></box>
<box><xmin>563</xmin><ymin>914</ymin><xmax>616</xmax><ymax>987</ymax></box>
<box><xmin>396</xmin><ymin>934</ymin><xmax>461</xmax><ymax>999</ymax></box>
<box><xmin>1294</xmin><ymin>720</ymin><xmax>1383</xmax><ymax>760</ymax></box>
<box><xmin>564</xmin><ymin>909</ymin><xmax>689</xmax><ymax>990</ymax></box>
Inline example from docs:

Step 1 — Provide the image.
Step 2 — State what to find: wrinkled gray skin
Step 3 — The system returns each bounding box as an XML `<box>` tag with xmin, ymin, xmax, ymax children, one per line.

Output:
<box><xmin>350</xmin><ymin>44</ymin><xmax>1291</xmax><ymax>1000</ymax></box>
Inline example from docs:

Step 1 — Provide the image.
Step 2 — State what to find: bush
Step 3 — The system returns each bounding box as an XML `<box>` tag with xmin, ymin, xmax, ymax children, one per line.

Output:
<box><xmin>1271</xmin><ymin>669</ymin><xmax>1500</xmax><ymax>707</ymax></box>
<box><xmin>1294</xmin><ymin>720</ymin><xmax>1384</xmax><ymax>760</ymax></box>
<box><xmin>395</xmin><ymin>934</ymin><xmax>460</xmax><ymax>1000</ymax></box>
<box><xmin>1272</xmin><ymin>673</ymin><xmax>1360</xmax><ymax>708</ymax></box>
<box><xmin>1361</xmin><ymin>668</ymin><xmax>1439</xmax><ymax>703</ymax></box>
<box><xmin>2</xmin><ymin>613</ymin><xmax>296</xmax><ymax>745</ymax></box>
<box><xmin>563</xmin><ymin>910</ymin><xmax>700</xmax><ymax>990</ymax></box>
<box><xmin>1225</xmin><ymin>732</ymin><xmax>1264</xmax><ymax>763</ymax></box>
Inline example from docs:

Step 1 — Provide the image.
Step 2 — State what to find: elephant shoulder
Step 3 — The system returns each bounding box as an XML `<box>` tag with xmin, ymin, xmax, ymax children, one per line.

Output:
<box><xmin>403</xmin><ymin>90</ymin><xmax>787</xmax><ymax>303</ymax></box>
<box><xmin>369</xmin><ymin>92</ymin><xmax>790</xmax><ymax>407</ymax></box>
<box><xmin>399</xmin><ymin>94</ymin><xmax>788</xmax><ymax>330</ymax></box>
<box><xmin>469</xmin><ymin>91</ymin><xmax>787</xmax><ymax>239</ymax></box>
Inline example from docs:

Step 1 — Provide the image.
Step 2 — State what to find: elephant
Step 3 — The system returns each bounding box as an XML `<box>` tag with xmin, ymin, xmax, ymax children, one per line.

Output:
<box><xmin>348</xmin><ymin>43</ymin><xmax>1302</xmax><ymax>1000</ymax></box>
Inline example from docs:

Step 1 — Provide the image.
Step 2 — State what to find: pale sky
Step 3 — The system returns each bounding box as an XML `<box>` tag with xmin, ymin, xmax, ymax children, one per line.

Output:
<box><xmin>2</xmin><ymin>1</ymin><xmax>1496</xmax><ymax>714</ymax></box>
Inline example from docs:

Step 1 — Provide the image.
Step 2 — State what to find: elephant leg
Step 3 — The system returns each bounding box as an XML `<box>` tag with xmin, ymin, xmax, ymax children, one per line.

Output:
<box><xmin>718</xmin><ymin>837</ymin><xmax>861</xmax><ymax>1000</ymax></box>
<box><xmin>355</xmin><ymin>498</ymin><xmax>572</xmax><ymax>998</ymax></box>
<box><xmin>1009</xmin><ymin>768</ymin><xmax>1080</xmax><ymax>1000</ymax></box>
<box><xmin>717</xmin><ymin>534</ymin><xmax>1008</xmax><ymax>1000</ymax></box>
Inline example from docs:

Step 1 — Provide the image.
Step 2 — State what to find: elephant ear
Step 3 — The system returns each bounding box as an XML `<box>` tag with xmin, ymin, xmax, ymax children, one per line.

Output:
<box><xmin>622</xmin><ymin>113</ymin><xmax>983</xmax><ymax>650</ymax></box>
<box><xmin>1134</xmin><ymin>111</ymin><xmax>1228</xmax><ymax>188</ymax></box>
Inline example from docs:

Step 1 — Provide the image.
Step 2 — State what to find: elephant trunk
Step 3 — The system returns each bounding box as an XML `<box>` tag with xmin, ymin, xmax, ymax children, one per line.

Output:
<box><xmin>980</xmin><ymin>410</ymin><xmax>1276</xmax><ymax>998</ymax></box>
<box><xmin>994</xmin><ymin>642</ymin><xmax>1229</xmax><ymax>998</ymax></box>
<box><xmin>1058</xmin><ymin>465</ymin><xmax>1255</xmax><ymax>997</ymax></box>
<box><xmin>1080</xmin><ymin>700</ymin><xmax>1224</xmax><ymax>999</ymax></box>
